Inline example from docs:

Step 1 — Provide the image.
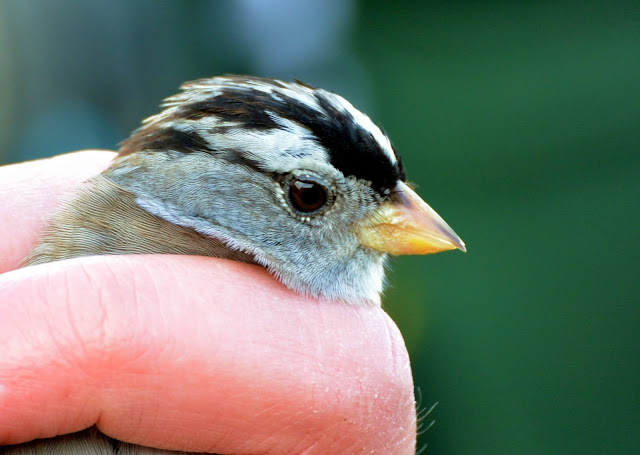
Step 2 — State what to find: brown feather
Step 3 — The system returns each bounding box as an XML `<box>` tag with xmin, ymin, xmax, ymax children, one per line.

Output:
<box><xmin>25</xmin><ymin>174</ymin><xmax>255</xmax><ymax>267</ymax></box>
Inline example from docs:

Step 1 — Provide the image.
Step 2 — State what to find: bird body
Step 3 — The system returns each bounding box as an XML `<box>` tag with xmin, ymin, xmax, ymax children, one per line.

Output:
<box><xmin>26</xmin><ymin>171</ymin><xmax>260</xmax><ymax>266</ymax></box>
<box><xmin>7</xmin><ymin>75</ymin><xmax>465</xmax><ymax>455</ymax></box>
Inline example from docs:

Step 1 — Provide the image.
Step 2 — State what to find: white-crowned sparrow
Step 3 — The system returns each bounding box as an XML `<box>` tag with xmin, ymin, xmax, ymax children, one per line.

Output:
<box><xmin>7</xmin><ymin>75</ymin><xmax>465</xmax><ymax>455</ymax></box>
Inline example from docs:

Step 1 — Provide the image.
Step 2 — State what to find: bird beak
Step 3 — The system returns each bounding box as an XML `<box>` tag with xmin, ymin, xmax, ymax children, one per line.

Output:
<box><xmin>356</xmin><ymin>181</ymin><xmax>466</xmax><ymax>255</ymax></box>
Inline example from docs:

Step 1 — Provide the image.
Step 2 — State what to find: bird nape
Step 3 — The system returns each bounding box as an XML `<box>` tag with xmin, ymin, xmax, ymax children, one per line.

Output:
<box><xmin>13</xmin><ymin>75</ymin><xmax>466</xmax><ymax>455</ymax></box>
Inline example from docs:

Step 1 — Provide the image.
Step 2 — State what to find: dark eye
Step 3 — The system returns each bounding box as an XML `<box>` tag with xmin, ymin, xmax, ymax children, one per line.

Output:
<box><xmin>288</xmin><ymin>178</ymin><xmax>329</xmax><ymax>213</ymax></box>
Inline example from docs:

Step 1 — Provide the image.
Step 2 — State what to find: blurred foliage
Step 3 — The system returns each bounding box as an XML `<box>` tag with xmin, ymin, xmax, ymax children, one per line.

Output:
<box><xmin>1</xmin><ymin>1</ymin><xmax>639</xmax><ymax>453</ymax></box>
<box><xmin>359</xmin><ymin>2</ymin><xmax>640</xmax><ymax>453</ymax></box>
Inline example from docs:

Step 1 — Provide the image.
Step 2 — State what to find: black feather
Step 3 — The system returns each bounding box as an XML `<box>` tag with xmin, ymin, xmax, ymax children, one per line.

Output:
<box><xmin>120</xmin><ymin>77</ymin><xmax>406</xmax><ymax>196</ymax></box>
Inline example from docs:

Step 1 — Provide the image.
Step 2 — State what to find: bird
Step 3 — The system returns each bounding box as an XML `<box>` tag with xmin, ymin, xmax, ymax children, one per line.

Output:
<box><xmin>7</xmin><ymin>75</ymin><xmax>465</xmax><ymax>455</ymax></box>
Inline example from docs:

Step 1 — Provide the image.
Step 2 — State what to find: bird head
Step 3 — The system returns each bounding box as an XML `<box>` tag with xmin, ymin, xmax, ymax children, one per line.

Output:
<box><xmin>105</xmin><ymin>76</ymin><xmax>465</xmax><ymax>304</ymax></box>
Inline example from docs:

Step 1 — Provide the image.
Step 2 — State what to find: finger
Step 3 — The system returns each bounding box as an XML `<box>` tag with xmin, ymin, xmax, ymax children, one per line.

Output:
<box><xmin>0</xmin><ymin>150</ymin><xmax>116</xmax><ymax>273</ymax></box>
<box><xmin>0</xmin><ymin>255</ymin><xmax>416</xmax><ymax>454</ymax></box>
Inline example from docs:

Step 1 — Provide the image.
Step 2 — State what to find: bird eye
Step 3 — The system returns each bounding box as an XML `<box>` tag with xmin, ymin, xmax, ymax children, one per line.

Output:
<box><xmin>288</xmin><ymin>177</ymin><xmax>329</xmax><ymax>214</ymax></box>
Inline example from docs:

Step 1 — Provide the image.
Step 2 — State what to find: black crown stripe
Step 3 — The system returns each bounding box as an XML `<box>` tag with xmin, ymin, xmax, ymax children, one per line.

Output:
<box><xmin>120</xmin><ymin>80</ymin><xmax>406</xmax><ymax>195</ymax></box>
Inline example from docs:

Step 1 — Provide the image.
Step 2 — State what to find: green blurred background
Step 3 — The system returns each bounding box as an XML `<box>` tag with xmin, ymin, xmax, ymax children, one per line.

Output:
<box><xmin>1</xmin><ymin>1</ymin><xmax>638</xmax><ymax>453</ymax></box>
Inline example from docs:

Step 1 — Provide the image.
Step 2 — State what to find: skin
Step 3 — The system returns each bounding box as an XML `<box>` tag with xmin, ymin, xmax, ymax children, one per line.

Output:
<box><xmin>0</xmin><ymin>151</ymin><xmax>417</xmax><ymax>454</ymax></box>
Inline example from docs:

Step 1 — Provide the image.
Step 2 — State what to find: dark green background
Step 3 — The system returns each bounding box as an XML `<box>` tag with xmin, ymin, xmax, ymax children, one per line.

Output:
<box><xmin>1</xmin><ymin>1</ymin><xmax>638</xmax><ymax>453</ymax></box>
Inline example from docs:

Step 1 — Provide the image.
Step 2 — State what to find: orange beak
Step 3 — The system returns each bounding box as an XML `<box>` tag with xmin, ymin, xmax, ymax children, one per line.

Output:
<box><xmin>356</xmin><ymin>181</ymin><xmax>466</xmax><ymax>255</ymax></box>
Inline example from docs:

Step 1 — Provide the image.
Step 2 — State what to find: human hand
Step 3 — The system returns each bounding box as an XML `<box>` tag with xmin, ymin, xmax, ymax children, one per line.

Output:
<box><xmin>0</xmin><ymin>151</ymin><xmax>417</xmax><ymax>454</ymax></box>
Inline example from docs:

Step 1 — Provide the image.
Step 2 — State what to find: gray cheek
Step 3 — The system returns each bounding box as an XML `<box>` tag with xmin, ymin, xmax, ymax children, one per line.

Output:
<box><xmin>201</xmin><ymin>174</ymin><xmax>287</xmax><ymax>235</ymax></box>
<box><xmin>104</xmin><ymin>151</ymin><xmax>386</xmax><ymax>302</ymax></box>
